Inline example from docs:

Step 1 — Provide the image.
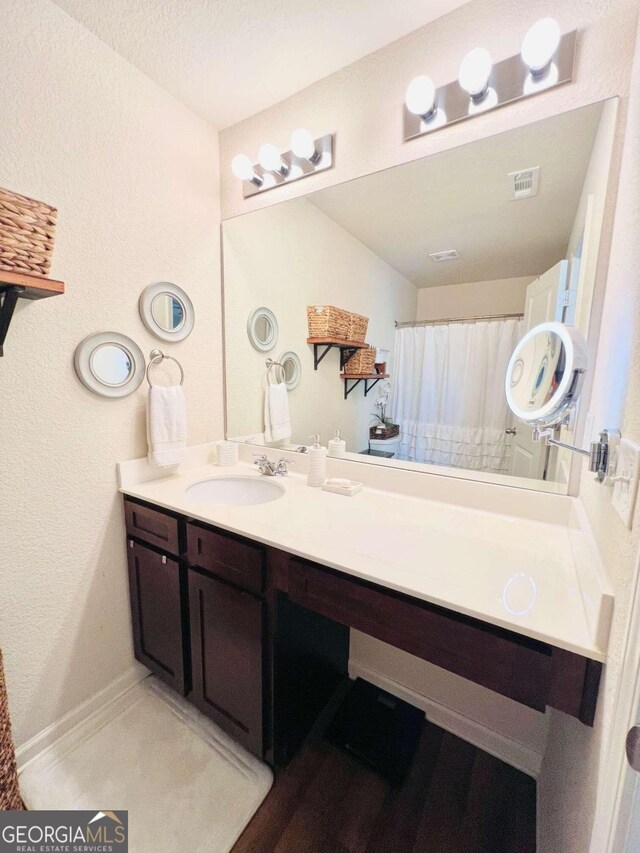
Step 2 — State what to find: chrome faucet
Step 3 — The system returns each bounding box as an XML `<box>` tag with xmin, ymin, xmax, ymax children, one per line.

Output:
<box><xmin>253</xmin><ymin>455</ymin><xmax>292</xmax><ymax>476</ymax></box>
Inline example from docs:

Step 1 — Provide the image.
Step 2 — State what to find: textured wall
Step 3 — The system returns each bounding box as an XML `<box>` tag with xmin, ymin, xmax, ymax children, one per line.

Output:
<box><xmin>415</xmin><ymin>276</ymin><xmax>533</xmax><ymax>321</ymax></box>
<box><xmin>0</xmin><ymin>0</ymin><xmax>223</xmax><ymax>747</ymax></box>
<box><xmin>218</xmin><ymin>0</ymin><xmax>640</xmax><ymax>841</ymax></box>
<box><xmin>224</xmin><ymin>197</ymin><xmax>416</xmax><ymax>452</ymax></box>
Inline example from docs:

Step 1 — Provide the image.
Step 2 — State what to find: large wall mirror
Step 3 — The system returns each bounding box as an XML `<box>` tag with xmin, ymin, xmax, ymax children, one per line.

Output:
<box><xmin>223</xmin><ymin>99</ymin><xmax>617</xmax><ymax>492</ymax></box>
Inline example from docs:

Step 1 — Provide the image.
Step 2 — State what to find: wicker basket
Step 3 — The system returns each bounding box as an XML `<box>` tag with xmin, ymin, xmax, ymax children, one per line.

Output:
<box><xmin>0</xmin><ymin>187</ymin><xmax>57</xmax><ymax>277</ymax></box>
<box><xmin>348</xmin><ymin>312</ymin><xmax>369</xmax><ymax>342</ymax></box>
<box><xmin>370</xmin><ymin>423</ymin><xmax>400</xmax><ymax>440</ymax></box>
<box><xmin>307</xmin><ymin>305</ymin><xmax>351</xmax><ymax>339</ymax></box>
<box><xmin>0</xmin><ymin>650</ymin><xmax>24</xmax><ymax>810</ymax></box>
<box><xmin>344</xmin><ymin>346</ymin><xmax>376</xmax><ymax>375</ymax></box>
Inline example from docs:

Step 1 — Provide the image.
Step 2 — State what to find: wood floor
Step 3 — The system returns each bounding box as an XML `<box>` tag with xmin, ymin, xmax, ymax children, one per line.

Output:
<box><xmin>233</xmin><ymin>721</ymin><xmax>537</xmax><ymax>853</ymax></box>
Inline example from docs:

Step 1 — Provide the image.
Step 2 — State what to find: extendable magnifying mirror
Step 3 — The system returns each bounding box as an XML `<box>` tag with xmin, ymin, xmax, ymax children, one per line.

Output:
<box><xmin>505</xmin><ymin>321</ymin><xmax>618</xmax><ymax>482</ymax></box>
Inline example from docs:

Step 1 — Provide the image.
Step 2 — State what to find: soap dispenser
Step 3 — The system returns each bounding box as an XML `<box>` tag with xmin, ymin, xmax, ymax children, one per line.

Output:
<box><xmin>328</xmin><ymin>429</ymin><xmax>346</xmax><ymax>458</ymax></box>
<box><xmin>307</xmin><ymin>434</ymin><xmax>327</xmax><ymax>487</ymax></box>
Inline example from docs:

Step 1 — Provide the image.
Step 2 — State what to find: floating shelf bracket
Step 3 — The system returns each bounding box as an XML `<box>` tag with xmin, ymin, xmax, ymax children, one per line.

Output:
<box><xmin>307</xmin><ymin>337</ymin><xmax>368</xmax><ymax>371</ymax></box>
<box><xmin>342</xmin><ymin>374</ymin><xmax>388</xmax><ymax>400</ymax></box>
<box><xmin>0</xmin><ymin>286</ymin><xmax>25</xmax><ymax>357</ymax></box>
<box><xmin>0</xmin><ymin>270</ymin><xmax>65</xmax><ymax>356</ymax></box>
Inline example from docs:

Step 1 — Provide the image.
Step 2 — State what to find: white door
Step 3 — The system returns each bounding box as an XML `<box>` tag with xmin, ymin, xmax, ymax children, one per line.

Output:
<box><xmin>523</xmin><ymin>259</ymin><xmax>569</xmax><ymax>329</ymax></box>
<box><xmin>508</xmin><ymin>261</ymin><xmax>569</xmax><ymax>479</ymax></box>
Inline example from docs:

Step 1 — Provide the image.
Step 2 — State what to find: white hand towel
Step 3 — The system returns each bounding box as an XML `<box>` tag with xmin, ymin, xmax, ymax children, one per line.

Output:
<box><xmin>264</xmin><ymin>382</ymin><xmax>291</xmax><ymax>443</ymax></box>
<box><xmin>147</xmin><ymin>385</ymin><xmax>187</xmax><ymax>467</ymax></box>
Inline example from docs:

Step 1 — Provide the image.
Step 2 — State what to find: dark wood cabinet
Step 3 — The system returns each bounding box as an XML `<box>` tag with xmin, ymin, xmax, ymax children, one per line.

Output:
<box><xmin>124</xmin><ymin>498</ymin><xmax>180</xmax><ymax>556</ymax></box>
<box><xmin>126</xmin><ymin>539</ymin><xmax>186</xmax><ymax>694</ymax></box>
<box><xmin>188</xmin><ymin>568</ymin><xmax>264</xmax><ymax>756</ymax></box>
<box><xmin>123</xmin><ymin>494</ymin><xmax>602</xmax><ymax>769</ymax></box>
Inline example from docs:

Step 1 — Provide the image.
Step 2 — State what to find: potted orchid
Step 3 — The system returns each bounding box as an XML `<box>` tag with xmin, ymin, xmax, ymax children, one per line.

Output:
<box><xmin>370</xmin><ymin>381</ymin><xmax>399</xmax><ymax>439</ymax></box>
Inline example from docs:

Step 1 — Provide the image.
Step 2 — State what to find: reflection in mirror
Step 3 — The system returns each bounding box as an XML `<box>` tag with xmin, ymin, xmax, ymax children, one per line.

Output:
<box><xmin>223</xmin><ymin>99</ymin><xmax>617</xmax><ymax>492</ymax></box>
<box><xmin>247</xmin><ymin>307</ymin><xmax>278</xmax><ymax>352</ymax></box>
<box><xmin>90</xmin><ymin>344</ymin><xmax>132</xmax><ymax>386</ymax></box>
<box><xmin>151</xmin><ymin>293</ymin><xmax>184</xmax><ymax>332</ymax></box>
<box><xmin>505</xmin><ymin>321</ymin><xmax>587</xmax><ymax>427</ymax></box>
<box><xmin>256</xmin><ymin>315</ymin><xmax>271</xmax><ymax>344</ymax></box>
<box><xmin>74</xmin><ymin>332</ymin><xmax>145</xmax><ymax>398</ymax></box>
<box><xmin>139</xmin><ymin>282</ymin><xmax>194</xmax><ymax>342</ymax></box>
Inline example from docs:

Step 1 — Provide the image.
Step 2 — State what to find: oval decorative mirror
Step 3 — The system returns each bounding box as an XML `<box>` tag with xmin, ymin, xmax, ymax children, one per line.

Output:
<box><xmin>278</xmin><ymin>351</ymin><xmax>301</xmax><ymax>390</ymax></box>
<box><xmin>139</xmin><ymin>282</ymin><xmax>194</xmax><ymax>342</ymax></box>
<box><xmin>74</xmin><ymin>332</ymin><xmax>145</xmax><ymax>398</ymax></box>
<box><xmin>504</xmin><ymin>321</ymin><xmax>587</xmax><ymax>427</ymax></box>
<box><xmin>247</xmin><ymin>307</ymin><xmax>278</xmax><ymax>352</ymax></box>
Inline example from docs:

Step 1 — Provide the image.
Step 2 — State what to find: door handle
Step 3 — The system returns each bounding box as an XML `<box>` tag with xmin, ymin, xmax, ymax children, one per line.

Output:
<box><xmin>626</xmin><ymin>727</ymin><xmax>640</xmax><ymax>772</ymax></box>
<box><xmin>505</xmin><ymin>428</ymin><xmax>517</xmax><ymax>436</ymax></box>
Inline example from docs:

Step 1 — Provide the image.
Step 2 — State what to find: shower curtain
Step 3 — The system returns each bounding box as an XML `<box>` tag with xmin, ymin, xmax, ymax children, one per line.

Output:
<box><xmin>389</xmin><ymin>318</ymin><xmax>524</xmax><ymax>473</ymax></box>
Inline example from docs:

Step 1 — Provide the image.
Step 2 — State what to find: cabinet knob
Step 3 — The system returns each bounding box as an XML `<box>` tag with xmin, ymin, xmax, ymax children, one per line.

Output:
<box><xmin>129</xmin><ymin>540</ymin><xmax>134</xmax><ymax>548</ymax></box>
<box><xmin>162</xmin><ymin>555</ymin><xmax>167</xmax><ymax>564</ymax></box>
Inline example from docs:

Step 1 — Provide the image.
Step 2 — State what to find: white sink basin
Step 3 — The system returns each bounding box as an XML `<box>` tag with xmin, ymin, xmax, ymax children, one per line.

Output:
<box><xmin>186</xmin><ymin>476</ymin><xmax>285</xmax><ymax>506</ymax></box>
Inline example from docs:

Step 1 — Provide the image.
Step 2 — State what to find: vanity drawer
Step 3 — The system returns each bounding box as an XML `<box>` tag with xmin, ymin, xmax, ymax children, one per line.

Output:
<box><xmin>186</xmin><ymin>522</ymin><xmax>264</xmax><ymax>595</ymax></box>
<box><xmin>124</xmin><ymin>499</ymin><xmax>180</xmax><ymax>557</ymax></box>
<box><xmin>287</xmin><ymin>559</ymin><xmax>552</xmax><ymax>711</ymax></box>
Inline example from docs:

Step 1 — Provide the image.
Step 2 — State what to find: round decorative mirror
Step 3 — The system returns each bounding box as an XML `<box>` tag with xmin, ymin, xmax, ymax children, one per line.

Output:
<box><xmin>247</xmin><ymin>307</ymin><xmax>278</xmax><ymax>352</ymax></box>
<box><xmin>139</xmin><ymin>282</ymin><xmax>194</xmax><ymax>342</ymax></box>
<box><xmin>278</xmin><ymin>351</ymin><xmax>301</xmax><ymax>390</ymax></box>
<box><xmin>74</xmin><ymin>332</ymin><xmax>145</xmax><ymax>398</ymax></box>
<box><xmin>504</xmin><ymin>321</ymin><xmax>587</xmax><ymax>426</ymax></box>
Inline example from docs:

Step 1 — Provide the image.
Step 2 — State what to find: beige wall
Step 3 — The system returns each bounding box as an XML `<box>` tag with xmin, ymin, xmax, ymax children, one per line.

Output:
<box><xmin>219</xmin><ymin>0</ymin><xmax>640</xmax><ymax>834</ymax></box>
<box><xmin>224</xmin><ymin>197</ymin><xmax>416</xmax><ymax>453</ymax></box>
<box><xmin>415</xmin><ymin>276</ymin><xmax>533</xmax><ymax>322</ymax></box>
<box><xmin>0</xmin><ymin>0</ymin><xmax>223</xmax><ymax>748</ymax></box>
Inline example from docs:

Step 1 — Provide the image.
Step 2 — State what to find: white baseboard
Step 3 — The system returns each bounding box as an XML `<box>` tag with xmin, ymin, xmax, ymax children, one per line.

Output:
<box><xmin>349</xmin><ymin>660</ymin><xmax>542</xmax><ymax>779</ymax></box>
<box><xmin>16</xmin><ymin>664</ymin><xmax>148</xmax><ymax>772</ymax></box>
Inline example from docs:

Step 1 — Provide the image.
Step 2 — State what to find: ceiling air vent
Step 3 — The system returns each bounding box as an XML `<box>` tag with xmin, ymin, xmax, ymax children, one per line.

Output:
<box><xmin>508</xmin><ymin>166</ymin><xmax>540</xmax><ymax>200</ymax></box>
<box><xmin>429</xmin><ymin>249</ymin><xmax>460</xmax><ymax>262</ymax></box>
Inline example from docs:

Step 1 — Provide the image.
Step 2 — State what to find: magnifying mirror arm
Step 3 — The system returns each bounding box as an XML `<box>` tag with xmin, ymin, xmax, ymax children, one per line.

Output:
<box><xmin>532</xmin><ymin>427</ymin><xmax>620</xmax><ymax>483</ymax></box>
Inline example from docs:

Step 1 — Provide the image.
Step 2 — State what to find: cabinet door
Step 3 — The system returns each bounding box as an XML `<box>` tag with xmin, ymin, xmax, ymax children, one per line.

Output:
<box><xmin>188</xmin><ymin>568</ymin><xmax>263</xmax><ymax>757</ymax></box>
<box><xmin>127</xmin><ymin>540</ymin><xmax>186</xmax><ymax>694</ymax></box>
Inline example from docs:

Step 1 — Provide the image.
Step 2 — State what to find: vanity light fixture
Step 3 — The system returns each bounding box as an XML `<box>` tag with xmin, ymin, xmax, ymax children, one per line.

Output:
<box><xmin>290</xmin><ymin>128</ymin><xmax>320</xmax><ymax>163</ymax></box>
<box><xmin>405</xmin><ymin>75</ymin><xmax>436</xmax><ymax>119</ymax></box>
<box><xmin>458</xmin><ymin>48</ymin><xmax>493</xmax><ymax>101</ymax></box>
<box><xmin>521</xmin><ymin>17</ymin><xmax>561</xmax><ymax>76</ymax></box>
<box><xmin>231</xmin><ymin>154</ymin><xmax>263</xmax><ymax>187</ymax></box>
<box><xmin>403</xmin><ymin>19</ymin><xmax>575</xmax><ymax>142</ymax></box>
<box><xmin>232</xmin><ymin>131</ymin><xmax>334</xmax><ymax>198</ymax></box>
<box><xmin>258</xmin><ymin>143</ymin><xmax>289</xmax><ymax>176</ymax></box>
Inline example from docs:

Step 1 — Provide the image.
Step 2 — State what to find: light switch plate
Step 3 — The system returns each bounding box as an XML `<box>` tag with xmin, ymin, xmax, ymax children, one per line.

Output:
<box><xmin>612</xmin><ymin>437</ymin><xmax>640</xmax><ymax>529</ymax></box>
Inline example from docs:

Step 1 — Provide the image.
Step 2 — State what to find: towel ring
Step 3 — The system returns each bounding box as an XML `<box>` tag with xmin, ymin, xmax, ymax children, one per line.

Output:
<box><xmin>265</xmin><ymin>357</ymin><xmax>286</xmax><ymax>384</ymax></box>
<box><xmin>146</xmin><ymin>348</ymin><xmax>185</xmax><ymax>386</ymax></box>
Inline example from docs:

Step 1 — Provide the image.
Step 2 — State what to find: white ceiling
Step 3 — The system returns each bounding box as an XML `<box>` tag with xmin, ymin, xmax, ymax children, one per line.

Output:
<box><xmin>52</xmin><ymin>0</ymin><xmax>469</xmax><ymax>128</ymax></box>
<box><xmin>309</xmin><ymin>104</ymin><xmax>604</xmax><ymax>288</ymax></box>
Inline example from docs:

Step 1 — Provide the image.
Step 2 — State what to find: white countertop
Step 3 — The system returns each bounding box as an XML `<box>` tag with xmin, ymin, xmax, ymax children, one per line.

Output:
<box><xmin>119</xmin><ymin>455</ymin><xmax>611</xmax><ymax>661</ymax></box>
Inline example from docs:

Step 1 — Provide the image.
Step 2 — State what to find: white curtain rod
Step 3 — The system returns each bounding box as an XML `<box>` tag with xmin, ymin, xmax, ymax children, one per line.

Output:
<box><xmin>395</xmin><ymin>313</ymin><xmax>524</xmax><ymax>329</ymax></box>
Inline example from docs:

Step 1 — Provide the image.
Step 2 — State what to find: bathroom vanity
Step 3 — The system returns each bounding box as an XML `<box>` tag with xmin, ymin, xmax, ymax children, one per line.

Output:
<box><xmin>120</xmin><ymin>453</ymin><xmax>610</xmax><ymax>767</ymax></box>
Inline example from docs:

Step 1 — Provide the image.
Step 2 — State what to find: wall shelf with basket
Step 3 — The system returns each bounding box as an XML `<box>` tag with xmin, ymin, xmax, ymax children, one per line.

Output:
<box><xmin>0</xmin><ymin>186</ymin><xmax>61</xmax><ymax>356</ymax></box>
<box><xmin>306</xmin><ymin>305</ymin><xmax>389</xmax><ymax>397</ymax></box>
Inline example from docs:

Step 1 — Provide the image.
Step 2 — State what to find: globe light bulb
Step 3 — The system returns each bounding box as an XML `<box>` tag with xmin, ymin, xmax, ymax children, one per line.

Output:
<box><xmin>290</xmin><ymin>128</ymin><xmax>318</xmax><ymax>161</ymax></box>
<box><xmin>458</xmin><ymin>48</ymin><xmax>492</xmax><ymax>100</ymax></box>
<box><xmin>405</xmin><ymin>75</ymin><xmax>436</xmax><ymax>118</ymax></box>
<box><xmin>521</xmin><ymin>18</ymin><xmax>561</xmax><ymax>75</ymax></box>
<box><xmin>231</xmin><ymin>154</ymin><xmax>256</xmax><ymax>181</ymax></box>
<box><xmin>258</xmin><ymin>143</ymin><xmax>287</xmax><ymax>174</ymax></box>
